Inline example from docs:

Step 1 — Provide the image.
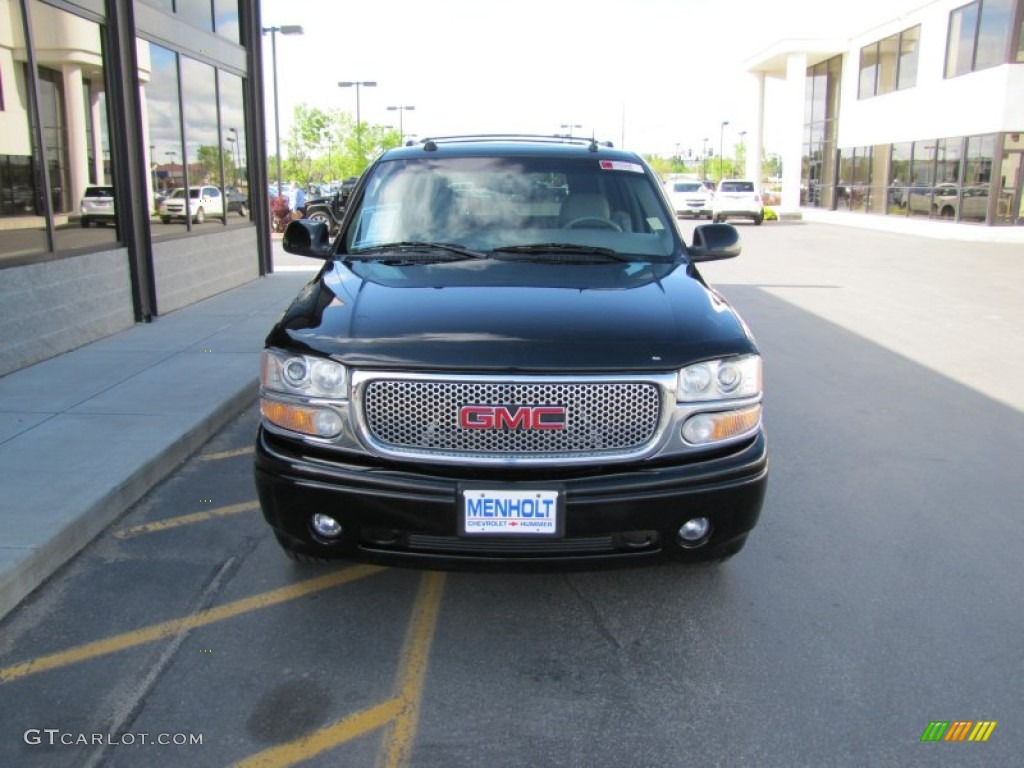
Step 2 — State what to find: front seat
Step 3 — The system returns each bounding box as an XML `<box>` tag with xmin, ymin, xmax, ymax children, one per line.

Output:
<box><xmin>559</xmin><ymin>193</ymin><xmax>611</xmax><ymax>226</ymax></box>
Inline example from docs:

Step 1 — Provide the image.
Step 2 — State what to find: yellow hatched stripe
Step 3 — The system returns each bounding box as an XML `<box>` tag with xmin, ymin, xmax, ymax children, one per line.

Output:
<box><xmin>376</xmin><ymin>571</ymin><xmax>447</xmax><ymax>768</ymax></box>
<box><xmin>232</xmin><ymin>698</ymin><xmax>403</xmax><ymax>768</ymax></box>
<box><xmin>202</xmin><ymin>446</ymin><xmax>255</xmax><ymax>461</ymax></box>
<box><xmin>114</xmin><ymin>501</ymin><xmax>260</xmax><ymax>539</ymax></box>
<box><xmin>0</xmin><ymin>565</ymin><xmax>385</xmax><ymax>684</ymax></box>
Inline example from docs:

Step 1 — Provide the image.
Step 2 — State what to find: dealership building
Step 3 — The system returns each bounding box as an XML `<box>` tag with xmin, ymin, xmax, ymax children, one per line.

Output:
<box><xmin>0</xmin><ymin>0</ymin><xmax>271</xmax><ymax>376</ymax></box>
<box><xmin>744</xmin><ymin>0</ymin><xmax>1024</xmax><ymax>229</ymax></box>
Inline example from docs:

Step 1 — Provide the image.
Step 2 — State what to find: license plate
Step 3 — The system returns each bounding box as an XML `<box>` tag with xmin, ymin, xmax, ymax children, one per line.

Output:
<box><xmin>460</xmin><ymin>488</ymin><xmax>561</xmax><ymax>536</ymax></box>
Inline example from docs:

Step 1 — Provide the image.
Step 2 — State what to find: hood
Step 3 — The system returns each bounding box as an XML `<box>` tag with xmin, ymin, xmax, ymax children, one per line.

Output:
<box><xmin>269</xmin><ymin>259</ymin><xmax>755</xmax><ymax>372</ymax></box>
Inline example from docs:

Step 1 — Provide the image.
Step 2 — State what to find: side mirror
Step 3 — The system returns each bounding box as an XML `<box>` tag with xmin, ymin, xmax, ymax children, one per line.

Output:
<box><xmin>282</xmin><ymin>219</ymin><xmax>334</xmax><ymax>259</ymax></box>
<box><xmin>688</xmin><ymin>223</ymin><xmax>741</xmax><ymax>262</ymax></box>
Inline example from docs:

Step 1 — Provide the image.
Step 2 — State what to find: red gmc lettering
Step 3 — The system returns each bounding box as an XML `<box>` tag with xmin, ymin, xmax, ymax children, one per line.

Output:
<box><xmin>459</xmin><ymin>406</ymin><xmax>566</xmax><ymax>430</ymax></box>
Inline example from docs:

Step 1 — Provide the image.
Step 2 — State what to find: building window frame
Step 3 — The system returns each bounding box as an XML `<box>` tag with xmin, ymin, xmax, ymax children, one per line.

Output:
<box><xmin>945</xmin><ymin>0</ymin><xmax>1018</xmax><ymax>78</ymax></box>
<box><xmin>858</xmin><ymin>25</ymin><xmax>922</xmax><ymax>98</ymax></box>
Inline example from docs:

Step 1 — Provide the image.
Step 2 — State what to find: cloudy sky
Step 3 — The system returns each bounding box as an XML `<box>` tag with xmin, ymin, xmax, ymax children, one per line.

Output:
<box><xmin>259</xmin><ymin>0</ymin><xmax>927</xmax><ymax>158</ymax></box>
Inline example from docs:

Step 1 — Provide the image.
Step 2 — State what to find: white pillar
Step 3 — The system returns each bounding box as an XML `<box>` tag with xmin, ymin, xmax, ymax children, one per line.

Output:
<box><xmin>747</xmin><ymin>72</ymin><xmax>765</xmax><ymax>183</ymax></box>
<box><xmin>89</xmin><ymin>84</ymin><xmax>104</xmax><ymax>183</ymax></box>
<box><xmin>64</xmin><ymin>64</ymin><xmax>89</xmax><ymax>213</ymax></box>
<box><xmin>780</xmin><ymin>52</ymin><xmax>808</xmax><ymax>213</ymax></box>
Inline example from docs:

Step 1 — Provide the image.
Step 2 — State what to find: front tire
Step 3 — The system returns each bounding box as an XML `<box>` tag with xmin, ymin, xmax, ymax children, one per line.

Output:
<box><xmin>193</xmin><ymin>207</ymin><xmax>205</xmax><ymax>224</ymax></box>
<box><xmin>238</xmin><ymin>203</ymin><xmax>249</xmax><ymax>218</ymax></box>
<box><xmin>754</xmin><ymin>214</ymin><xmax>764</xmax><ymax>225</ymax></box>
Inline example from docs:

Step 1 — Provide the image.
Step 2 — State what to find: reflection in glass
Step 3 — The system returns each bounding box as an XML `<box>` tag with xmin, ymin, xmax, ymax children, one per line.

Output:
<box><xmin>141</xmin><ymin>43</ymin><xmax>185</xmax><ymax>238</ymax></box>
<box><xmin>181</xmin><ymin>56</ymin><xmax>222</xmax><ymax>225</ymax></box>
<box><xmin>176</xmin><ymin>0</ymin><xmax>214</xmax><ymax>33</ymax></box>
<box><xmin>0</xmin><ymin>0</ymin><xmax>48</xmax><ymax>262</ymax></box>
<box><xmin>975</xmin><ymin>0</ymin><xmax>1014</xmax><ymax>70</ymax></box>
<box><xmin>898</xmin><ymin>26</ymin><xmax>920</xmax><ymax>90</ymax></box>
<box><xmin>214</xmin><ymin>0</ymin><xmax>241</xmax><ymax>44</ymax></box>
<box><xmin>219</xmin><ymin>72</ymin><xmax>251</xmax><ymax>227</ymax></box>
<box><xmin>946</xmin><ymin>2</ymin><xmax>980</xmax><ymax>78</ymax></box>
<box><xmin>889</xmin><ymin>142</ymin><xmax>913</xmax><ymax>214</ymax></box>
<box><xmin>877</xmin><ymin>35</ymin><xmax>898</xmax><ymax>95</ymax></box>
<box><xmin>858</xmin><ymin>43</ymin><xmax>878</xmax><ymax>99</ymax></box>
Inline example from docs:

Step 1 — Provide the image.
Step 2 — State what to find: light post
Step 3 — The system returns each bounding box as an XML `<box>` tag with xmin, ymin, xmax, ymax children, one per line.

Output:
<box><xmin>386</xmin><ymin>105</ymin><xmax>415</xmax><ymax>143</ymax></box>
<box><xmin>560</xmin><ymin>123</ymin><xmax>582</xmax><ymax>138</ymax></box>
<box><xmin>261</xmin><ymin>24</ymin><xmax>303</xmax><ymax>197</ymax></box>
<box><xmin>228</xmin><ymin>127</ymin><xmax>239</xmax><ymax>184</ymax></box>
<box><xmin>225</xmin><ymin>135</ymin><xmax>237</xmax><ymax>185</ymax></box>
<box><xmin>165</xmin><ymin>150</ymin><xmax>177</xmax><ymax>186</ymax></box>
<box><xmin>702</xmin><ymin>137</ymin><xmax>709</xmax><ymax>180</ymax></box>
<box><xmin>339</xmin><ymin>81</ymin><xmax>377</xmax><ymax>162</ymax></box>
<box><xmin>719</xmin><ymin>121</ymin><xmax>729</xmax><ymax>181</ymax></box>
<box><xmin>737</xmin><ymin>130</ymin><xmax>746</xmax><ymax>179</ymax></box>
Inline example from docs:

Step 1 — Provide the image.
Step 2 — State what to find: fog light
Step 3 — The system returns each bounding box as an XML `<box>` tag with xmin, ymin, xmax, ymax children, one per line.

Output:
<box><xmin>677</xmin><ymin>517</ymin><xmax>711</xmax><ymax>547</ymax></box>
<box><xmin>311</xmin><ymin>514</ymin><xmax>343</xmax><ymax>539</ymax></box>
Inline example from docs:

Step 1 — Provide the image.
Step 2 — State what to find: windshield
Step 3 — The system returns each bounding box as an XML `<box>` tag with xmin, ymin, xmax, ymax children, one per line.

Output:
<box><xmin>345</xmin><ymin>154</ymin><xmax>680</xmax><ymax>260</ymax></box>
<box><xmin>720</xmin><ymin>181</ymin><xmax>755</xmax><ymax>193</ymax></box>
<box><xmin>672</xmin><ymin>183</ymin><xmax>702</xmax><ymax>193</ymax></box>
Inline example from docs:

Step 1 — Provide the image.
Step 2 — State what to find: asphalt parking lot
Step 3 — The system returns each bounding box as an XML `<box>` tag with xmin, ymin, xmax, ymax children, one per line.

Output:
<box><xmin>0</xmin><ymin>222</ymin><xmax>1021</xmax><ymax>767</ymax></box>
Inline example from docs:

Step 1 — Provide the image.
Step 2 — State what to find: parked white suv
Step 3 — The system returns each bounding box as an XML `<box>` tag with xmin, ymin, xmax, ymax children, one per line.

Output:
<box><xmin>664</xmin><ymin>179</ymin><xmax>713</xmax><ymax>219</ymax></box>
<box><xmin>713</xmin><ymin>179</ymin><xmax>763</xmax><ymax>225</ymax></box>
<box><xmin>158</xmin><ymin>185</ymin><xmax>224</xmax><ymax>224</ymax></box>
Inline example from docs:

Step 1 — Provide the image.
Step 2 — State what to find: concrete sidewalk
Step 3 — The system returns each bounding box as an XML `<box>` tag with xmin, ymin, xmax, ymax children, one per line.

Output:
<box><xmin>0</xmin><ymin>270</ymin><xmax>311</xmax><ymax>620</ymax></box>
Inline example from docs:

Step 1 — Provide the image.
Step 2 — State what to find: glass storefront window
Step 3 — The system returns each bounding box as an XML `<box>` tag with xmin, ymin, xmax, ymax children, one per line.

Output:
<box><xmin>219</xmin><ymin>71</ymin><xmax>251</xmax><ymax>228</ymax></box>
<box><xmin>877</xmin><ymin>35</ymin><xmax>899</xmax><ymax>95</ymax></box>
<box><xmin>889</xmin><ymin>142</ymin><xmax>913</xmax><ymax>215</ymax></box>
<box><xmin>909</xmin><ymin>140</ymin><xmax>936</xmax><ymax>218</ymax></box>
<box><xmin>947</xmin><ymin>1</ymin><xmax>981</xmax><ymax>77</ymax></box>
<box><xmin>858</xmin><ymin>43</ymin><xmax>878</xmax><ymax>99</ymax></box>
<box><xmin>898</xmin><ymin>26</ymin><xmax>921</xmax><ymax>90</ymax></box>
<box><xmin>9</xmin><ymin>2</ymin><xmax>119</xmax><ymax>258</ymax></box>
<box><xmin>963</xmin><ymin>135</ymin><xmax>995</xmax><ymax>222</ymax></box>
<box><xmin>0</xmin><ymin>0</ymin><xmax>48</xmax><ymax>262</ymax></box>
<box><xmin>181</xmin><ymin>55</ymin><xmax>223</xmax><ymax>226</ymax></box>
<box><xmin>214</xmin><ymin>0</ymin><xmax>240</xmax><ymax>44</ymax></box>
<box><xmin>869</xmin><ymin>144</ymin><xmax>889</xmax><ymax>214</ymax></box>
<box><xmin>142</xmin><ymin>43</ymin><xmax>185</xmax><ymax>238</ymax></box>
<box><xmin>975</xmin><ymin>0</ymin><xmax>1015</xmax><ymax>70</ymax></box>
<box><xmin>176</xmin><ymin>0</ymin><xmax>214</xmax><ymax>34</ymax></box>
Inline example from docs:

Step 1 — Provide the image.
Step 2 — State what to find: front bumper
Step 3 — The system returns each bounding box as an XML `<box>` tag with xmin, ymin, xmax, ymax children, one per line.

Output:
<box><xmin>254</xmin><ymin>426</ymin><xmax>768</xmax><ymax>569</ymax></box>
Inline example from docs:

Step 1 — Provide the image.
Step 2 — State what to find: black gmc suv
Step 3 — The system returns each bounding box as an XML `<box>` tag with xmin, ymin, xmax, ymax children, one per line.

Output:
<box><xmin>255</xmin><ymin>135</ymin><xmax>767</xmax><ymax>569</ymax></box>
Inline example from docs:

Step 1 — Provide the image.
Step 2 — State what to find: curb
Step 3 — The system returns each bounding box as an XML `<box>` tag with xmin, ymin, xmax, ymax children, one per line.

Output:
<box><xmin>0</xmin><ymin>384</ymin><xmax>258</xmax><ymax>621</ymax></box>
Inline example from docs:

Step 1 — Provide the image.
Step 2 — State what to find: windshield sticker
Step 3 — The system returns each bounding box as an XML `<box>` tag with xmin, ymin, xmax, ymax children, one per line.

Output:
<box><xmin>354</xmin><ymin>204</ymin><xmax>400</xmax><ymax>247</ymax></box>
<box><xmin>599</xmin><ymin>160</ymin><xmax>644</xmax><ymax>174</ymax></box>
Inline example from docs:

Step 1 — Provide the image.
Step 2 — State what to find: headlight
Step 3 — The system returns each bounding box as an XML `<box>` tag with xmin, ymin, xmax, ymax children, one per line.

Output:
<box><xmin>682</xmin><ymin>405</ymin><xmax>761</xmax><ymax>444</ymax></box>
<box><xmin>261</xmin><ymin>349</ymin><xmax>348</xmax><ymax>399</ymax></box>
<box><xmin>678</xmin><ymin>355</ymin><xmax>761</xmax><ymax>402</ymax></box>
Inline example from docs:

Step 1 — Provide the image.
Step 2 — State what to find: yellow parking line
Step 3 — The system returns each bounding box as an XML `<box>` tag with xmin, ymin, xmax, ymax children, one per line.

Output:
<box><xmin>377</xmin><ymin>571</ymin><xmax>446</xmax><ymax>768</ymax></box>
<box><xmin>229</xmin><ymin>571</ymin><xmax>447</xmax><ymax>768</ymax></box>
<box><xmin>202</xmin><ymin>446</ymin><xmax>255</xmax><ymax>461</ymax></box>
<box><xmin>0</xmin><ymin>565</ymin><xmax>386</xmax><ymax>684</ymax></box>
<box><xmin>113</xmin><ymin>501</ymin><xmax>260</xmax><ymax>539</ymax></box>
<box><xmin>232</xmin><ymin>698</ymin><xmax>403</xmax><ymax>768</ymax></box>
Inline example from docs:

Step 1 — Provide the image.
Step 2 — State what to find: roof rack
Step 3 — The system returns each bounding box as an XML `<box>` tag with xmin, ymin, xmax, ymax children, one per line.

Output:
<box><xmin>406</xmin><ymin>134</ymin><xmax>616</xmax><ymax>152</ymax></box>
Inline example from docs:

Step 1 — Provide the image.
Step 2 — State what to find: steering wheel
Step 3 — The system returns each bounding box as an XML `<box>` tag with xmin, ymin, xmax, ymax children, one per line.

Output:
<box><xmin>563</xmin><ymin>217</ymin><xmax>623</xmax><ymax>232</ymax></box>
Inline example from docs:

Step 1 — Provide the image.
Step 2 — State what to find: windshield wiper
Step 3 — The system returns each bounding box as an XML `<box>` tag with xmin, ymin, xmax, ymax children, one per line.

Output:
<box><xmin>489</xmin><ymin>244</ymin><xmax>634</xmax><ymax>262</ymax></box>
<box><xmin>346</xmin><ymin>241</ymin><xmax>488</xmax><ymax>263</ymax></box>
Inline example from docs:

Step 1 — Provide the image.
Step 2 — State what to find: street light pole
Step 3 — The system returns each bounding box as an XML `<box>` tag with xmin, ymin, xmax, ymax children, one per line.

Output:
<box><xmin>702</xmin><ymin>137</ymin><xmax>709</xmax><ymax>180</ymax></box>
<box><xmin>386</xmin><ymin>105</ymin><xmax>415</xmax><ymax>143</ymax></box>
<box><xmin>261</xmin><ymin>25</ymin><xmax>303</xmax><ymax>197</ymax></box>
<box><xmin>719</xmin><ymin>121</ymin><xmax>729</xmax><ymax>181</ymax></box>
<box><xmin>228</xmin><ymin>127</ymin><xmax>239</xmax><ymax>184</ymax></box>
<box><xmin>560</xmin><ymin>123</ymin><xmax>582</xmax><ymax>138</ymax></box>
<box><xmin>339</xmin><ymin>81</ymin><xmax>377</xmax><ymax>163</ymax></box>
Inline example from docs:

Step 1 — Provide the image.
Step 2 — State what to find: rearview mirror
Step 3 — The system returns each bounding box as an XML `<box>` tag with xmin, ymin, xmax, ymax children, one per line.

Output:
<box><xmin>282</xmin><ymin>219</ymin><xmax>334</xmax><ymax>260</ymax></box>
<box><xmin>688</xmin><ymin>223</ymin><xmax>741</xmax><ymax>262</ymax></box>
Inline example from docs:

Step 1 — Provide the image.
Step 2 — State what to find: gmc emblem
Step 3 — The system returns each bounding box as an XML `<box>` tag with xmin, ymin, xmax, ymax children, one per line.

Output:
<box><xmin>459</xmin><ymin>405</ymin><xmax>566</xmax><ymax>430</ymax></box>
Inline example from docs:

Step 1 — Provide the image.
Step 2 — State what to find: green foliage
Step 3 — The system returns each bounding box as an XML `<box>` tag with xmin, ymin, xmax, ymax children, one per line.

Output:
<box><xmin>271</xmin><ymin>104</ymin><xmax>409</xmax><ymax>186</ymax></box>
<box><xmin>194</xmin><ymin>145</ymin><xmax>221</xmax><ymax>183</ymax></box>
<box><xmin>763</xmin><ymin>206</ymin><xmax>778</xmax><ymax>221</ymax></box>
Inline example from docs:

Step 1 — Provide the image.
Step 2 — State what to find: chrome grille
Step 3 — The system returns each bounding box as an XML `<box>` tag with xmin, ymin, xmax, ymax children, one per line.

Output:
<box><xmin>361</xmin><ymin>377</ymin><xmax>661</xmax><ymax>459</ymax></box>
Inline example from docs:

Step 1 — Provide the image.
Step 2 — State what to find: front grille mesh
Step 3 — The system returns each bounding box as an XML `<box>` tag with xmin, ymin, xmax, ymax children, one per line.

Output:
<box><xmin>362</xmin><ymin>379</ymin><xmax>661</xmax><ymax>458</ymax></box>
